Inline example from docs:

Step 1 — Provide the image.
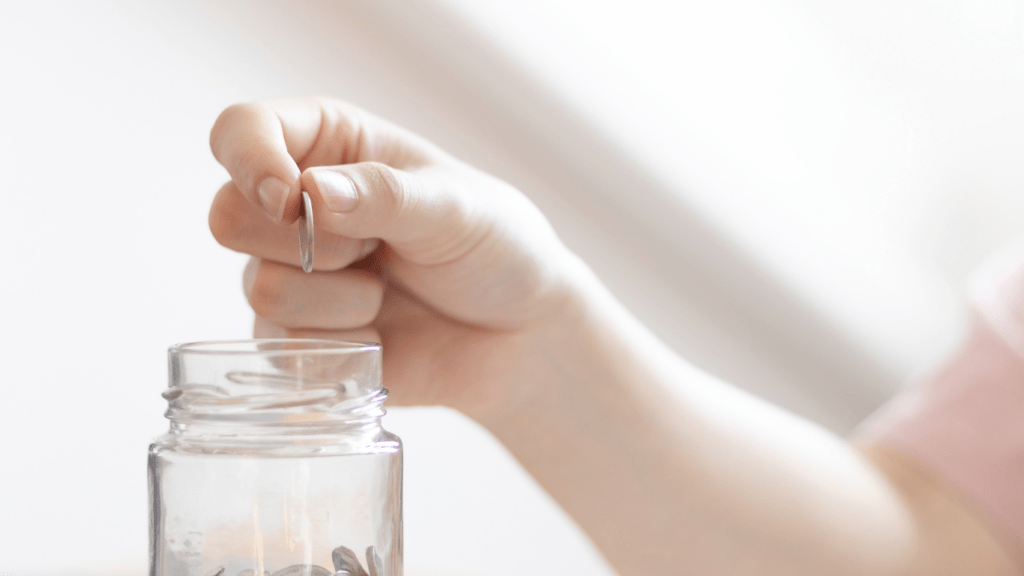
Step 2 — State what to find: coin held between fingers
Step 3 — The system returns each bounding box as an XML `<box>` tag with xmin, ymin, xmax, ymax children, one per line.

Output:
<box><xmin>299</xmin><ymin>190</ymin><xmax>314</xmax><ymax>273</ymax></box>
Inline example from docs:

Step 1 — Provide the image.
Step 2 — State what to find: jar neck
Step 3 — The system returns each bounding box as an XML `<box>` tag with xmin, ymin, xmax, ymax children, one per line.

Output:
<box><xmin>161</xmin><ymin>340</ymin><xmax>388</xmax><ymax>452</ymax></box>
<box><xmin>158</xmin><ymin>388</ymin><xmax>394</xmax><ymax>455</ymax></box>
<box><xmin>164</xmin><ymin>386</ymin><xmax>388</xmax><ymax>432</ymax></box>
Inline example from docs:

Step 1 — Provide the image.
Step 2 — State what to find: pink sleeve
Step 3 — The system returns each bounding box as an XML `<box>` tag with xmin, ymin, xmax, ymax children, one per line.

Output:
<box><xmin>863</xmin><ymin>239</ymin><xmax>1024</xmax><ymax>548</ymax></box>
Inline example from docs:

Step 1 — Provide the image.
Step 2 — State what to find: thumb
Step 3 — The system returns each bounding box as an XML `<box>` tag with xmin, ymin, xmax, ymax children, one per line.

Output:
<box><xmin>303</xmin><ymin>161</ymin><xmax>569</xmax><ymax>329</ymax></box>
<box><xmin>303</xmin><ymin>162</ymin><xmax>491</xmax><ymax>266</ymax></box>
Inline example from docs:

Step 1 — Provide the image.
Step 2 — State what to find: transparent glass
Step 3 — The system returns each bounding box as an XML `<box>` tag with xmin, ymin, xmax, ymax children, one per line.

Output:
<box><xmin>149</xmin><ymin>340</ymin><xmax>402</xmax><ymax>576</ymax></box>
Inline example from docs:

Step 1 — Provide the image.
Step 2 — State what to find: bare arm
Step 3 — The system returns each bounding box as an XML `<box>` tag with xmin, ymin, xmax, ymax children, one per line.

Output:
<box><xmin>208</xmin><ymin>97</ymin><xmax>1021</xmax><ymax>576</ymax></box>
<box><xmin>478</xmin><ymin>273</ymin><xmax>1021</xmax><ymax>575</ymax></box>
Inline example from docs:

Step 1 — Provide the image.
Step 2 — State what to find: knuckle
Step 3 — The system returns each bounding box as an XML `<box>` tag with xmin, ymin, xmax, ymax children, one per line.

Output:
<box><xmin>318</xmin><ymin>239</ymin><xmax>354</xmax><ymax>270</ymax></box>
<box><xmin>232</xmin><ymin>147</ymin><xmax>266</xmax><ymax>191</ymax></box>
<box><xmin>342</xmin><ymin>272</ymin><xmax>384</xmax><ymax>326</ymax></box>
<box><xmin>356</xmin><ymin>277</ymin><xmax>385</xmax><ymax>325</ymax></box>
<box><xmin>208</xmin><ymin>190</ymin><xmax>245</xmax><ymax>248</ymax></box>
<box><xmin>359</xmin><ymin>162</ymin><xmax>424</xmax><ymax>236</ymax></box>
<box><xmin>246</xmin><ymin>267</ymin><xmax>290</xmax><ymax>319</ymax></box>
<box><xmin>361</xmin><ymin>161</ymin><xmax>408</xmax><ymax>209</ymax></box>
<box><xmin>210</xmin><ymin>103</ymin><xmax>252</xmax><ymax>152</ymax></box>
<box><xmin>317</xmin><ymin>238</ymin><xmax>378</xmax><ymax>271</ymax></box>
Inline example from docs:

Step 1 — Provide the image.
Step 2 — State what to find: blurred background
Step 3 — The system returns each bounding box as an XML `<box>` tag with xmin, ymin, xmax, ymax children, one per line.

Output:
<box><xmin>2</xmin><ymin>1</ymin><xmax>1024</xmax><ymax>574</ymax></box>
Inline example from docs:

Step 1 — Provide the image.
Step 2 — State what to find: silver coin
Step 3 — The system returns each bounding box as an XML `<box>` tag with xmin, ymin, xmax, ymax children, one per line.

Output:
<box><xmin>269</xmin><ymin>565</ymin><xmax>331</xmax><ymax>576</ymax></box>
<box><xmin>365</xmin><ymin>546</ymin><xmax>383</xmax><ymax>576</ymax></box>
<box><xmin>299</xmin><ymin>190</ymin><xmax>314</xmax><ymax>273</ymax></box>
<box><xmin>332</xmin><ymin>545</ymin><xmax>368</xmax><ymax>576</ymax></box>
<box><xmin>160</xmin><ymin>388</ymin><xmax>183</xmax><ymax>401</ymax></box>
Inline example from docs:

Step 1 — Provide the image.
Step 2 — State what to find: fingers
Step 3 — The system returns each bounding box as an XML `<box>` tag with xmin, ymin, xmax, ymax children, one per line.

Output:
<box><xmin>210</xmin><ymin>97</ymin><xmax>439</xmax><ymax>225</ymax></box>
<box><xmin>298</xmin><ymin>160</ymin><xmax>568</xmax><ymax>329</ymax></box>
<box><xmin>210</xmin><ymin>181</ymin><xmax>379</xmax><ymax>270</ymax></box>
<box><xmin>210</xmin><ymin>102</ymin><xmax>303</xmax><ymax>223</ymax></box>
<box><xmin>301</xmin><ymin>162</ymin><xmax>497</xmax><ymax>265</ymax></box>
<box><xmin>213</xmin><ymin>155</ymin><xmax>503</xmax><ymax>272</ymax></box>
<box><xmin>210</xmin><ymin>97</ymin><xmax>531</xmax><ymax>275</ymax></box>
<box><xmin>254</xmin><ymin>315</ymin><xmax>381</xmax><ymax>345</ymax></box>
<box><xmin>243</xmin><ymin>258</ymin><xmax>384</xmax><ymax>329</ymax></box>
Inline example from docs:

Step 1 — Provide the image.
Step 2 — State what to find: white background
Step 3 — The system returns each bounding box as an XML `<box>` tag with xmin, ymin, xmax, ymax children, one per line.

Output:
<box><xmin>2</xmin><ymin>1</ymin><xmax>1023</xmax><ymax>575</ymax></box>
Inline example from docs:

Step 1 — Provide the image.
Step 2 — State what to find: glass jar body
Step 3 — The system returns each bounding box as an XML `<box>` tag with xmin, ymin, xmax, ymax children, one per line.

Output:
<box><xmin>149</xmin><ymin>340</ymin><xmax>402</xmax><ymax>576</ymax></box>
<box><xmin>149</xmin><ymin>435</ymin><xmax>401</xmax><ymax>576</ymax></box>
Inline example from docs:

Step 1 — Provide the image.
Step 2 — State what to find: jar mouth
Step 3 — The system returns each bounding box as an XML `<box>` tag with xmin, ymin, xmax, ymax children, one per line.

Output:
<box><xmin>171</xmin><ymin>339</ymin><xmax>380</xmax><ymax>356</ymax></box>
<box><xmin>165</xmin><ymin>387</ymin><xmax>390</xmax><ymax>428</ymax></box>
<box><xmin>166</xmin><ymin>339</ymin><xmax>385</xmax><ymax>428</ymax></box>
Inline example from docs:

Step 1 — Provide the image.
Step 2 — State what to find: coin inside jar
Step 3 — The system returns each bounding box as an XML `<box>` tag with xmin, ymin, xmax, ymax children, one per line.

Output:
<box><xmin>270</xmin><ymin>565</ymin><xmax>331</xmax><ymax>576</ymax></box>
<box><xmin>299</xmin><ymin>190</ymin><xmax>314</xmax><ymax>273</ymax></box>
<box><xmin>332</xmin><ymin>546</ymin><xmax>369</xmax><ymax>576</ymax></box>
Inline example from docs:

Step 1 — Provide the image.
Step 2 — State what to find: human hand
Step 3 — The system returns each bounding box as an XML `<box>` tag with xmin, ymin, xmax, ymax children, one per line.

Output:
<box><xmin>208</xmin><ymin>97</ymin><xmax>587</xmax><ymax>418</ymax></box>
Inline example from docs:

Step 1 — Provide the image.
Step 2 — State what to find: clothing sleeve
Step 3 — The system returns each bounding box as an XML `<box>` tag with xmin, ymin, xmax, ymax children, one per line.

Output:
<box><xmin>862</xmin><ymin>238</ymin><xmax>1024</xmax><ymax>548</ymax></box>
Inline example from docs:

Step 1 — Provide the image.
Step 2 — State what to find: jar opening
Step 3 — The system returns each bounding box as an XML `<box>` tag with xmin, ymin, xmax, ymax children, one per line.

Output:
<box><xmin>165</xmin><ymin>339</ymin><xmax>384</xmax><ymax>428</ymax></box>
<box><xmin>171</xmin><ymin>339</ymin><xmax>380</xmax><ymax>356</ymax></box>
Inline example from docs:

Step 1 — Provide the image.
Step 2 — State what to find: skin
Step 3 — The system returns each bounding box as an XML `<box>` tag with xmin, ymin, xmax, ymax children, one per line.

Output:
<box><xmin>208</xmin><ymin>97</ymin><xmax>1022</xmax><ymax>576</ymax></box>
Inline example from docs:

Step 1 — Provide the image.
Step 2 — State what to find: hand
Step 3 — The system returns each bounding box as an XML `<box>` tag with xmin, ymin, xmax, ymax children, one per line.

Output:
<box><xmin>208</xmin><ymin>97</ymin><xmax>586</xmax><ymax>417</ymax></box>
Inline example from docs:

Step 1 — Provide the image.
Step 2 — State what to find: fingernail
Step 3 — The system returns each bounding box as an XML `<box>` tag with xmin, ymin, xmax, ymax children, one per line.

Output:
<box><xmin>313</xmin><ymin>170</ymin><xmax>359</xmax><ymax>213</ymax></box>
<box><xmin>257</xmin><ymin>177</ymin><xmax>291</xmax><ymax>223</ymax></box>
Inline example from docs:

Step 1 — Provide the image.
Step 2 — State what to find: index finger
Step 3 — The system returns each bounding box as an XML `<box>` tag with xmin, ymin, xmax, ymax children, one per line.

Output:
<box><xmin>209</xmin><ymin>97</ymin><xmax>435</xmax><ymax>224</ymax></box>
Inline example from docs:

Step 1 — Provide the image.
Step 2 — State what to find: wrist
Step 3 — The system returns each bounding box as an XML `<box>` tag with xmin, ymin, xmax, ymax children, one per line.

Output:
<box><xmin>466</xmin><ymin>255</ymin><xmax>694</xmax><ymax>576</ymax></box>
<box><xmin>464</xmin><ymin>249</ymin><xmax>595</xmax><ymax>420</ymax></box>
<box><xmin>468</xmin><ymin>251</ymin><xmax>660</xmax><ymax>438</ymax></box>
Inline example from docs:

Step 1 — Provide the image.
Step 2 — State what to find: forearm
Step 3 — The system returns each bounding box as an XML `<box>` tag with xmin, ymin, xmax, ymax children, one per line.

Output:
<box><xmin>477</xmin><ymin>265</ymin><xmax>1014</xmax><ymax>576</ymax></box>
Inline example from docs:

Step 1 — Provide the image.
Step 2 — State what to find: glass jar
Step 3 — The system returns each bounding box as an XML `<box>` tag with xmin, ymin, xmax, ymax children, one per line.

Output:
<box><xmin>149</xmin><ymin>340</ymin><xmax>402</xmax><ymax>576</ymax></box>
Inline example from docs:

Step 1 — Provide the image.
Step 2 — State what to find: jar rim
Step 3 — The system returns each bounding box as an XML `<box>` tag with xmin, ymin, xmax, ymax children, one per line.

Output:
<box><xmin>170</xmin><ymin>339</ymin><xmax>380</xmax><ymax>356</ymax></box>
